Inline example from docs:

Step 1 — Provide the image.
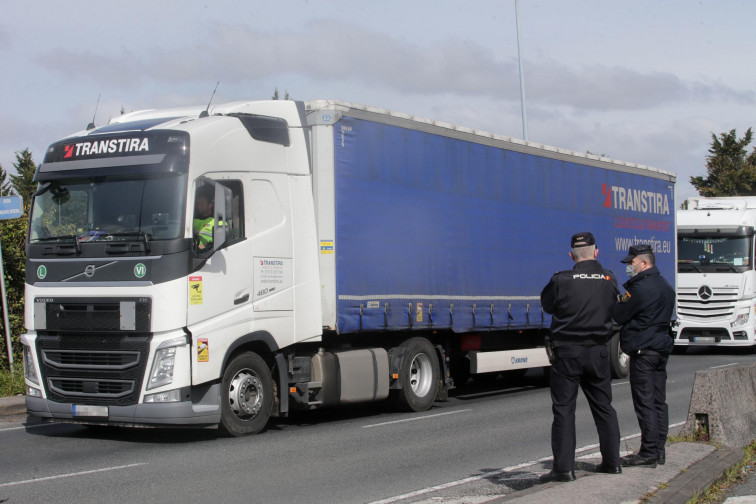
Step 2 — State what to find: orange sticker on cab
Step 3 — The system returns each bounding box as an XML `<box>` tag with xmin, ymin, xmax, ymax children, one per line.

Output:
<box><xmin>197</xmin><ymin>338</ymin><xmax>209</xmax><ymax>362</ymax></box>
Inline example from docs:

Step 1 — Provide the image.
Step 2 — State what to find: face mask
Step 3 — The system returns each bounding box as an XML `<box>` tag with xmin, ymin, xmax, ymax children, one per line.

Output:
<box><xmin>626</xmin><ymin>264</ymin><xmax>637</xmax><ymax>278</ymax></box>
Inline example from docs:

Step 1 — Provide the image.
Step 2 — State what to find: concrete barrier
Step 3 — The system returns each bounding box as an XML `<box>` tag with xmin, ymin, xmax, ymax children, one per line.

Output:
<box><xmin>680</xmin><ymin>361</ymin><xmax>756</xmax><ymax>448</ymax></box>
<box><xmin>0</xmin><ymin>395</ymin><xmax>26</xmax><ymax>416</ymax></box>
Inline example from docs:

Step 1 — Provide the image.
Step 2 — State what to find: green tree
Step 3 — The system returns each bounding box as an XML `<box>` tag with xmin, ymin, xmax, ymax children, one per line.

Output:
<box><xmin>0</xmin><ymin>163</ymin><xmax>11</xmax><ymax>196</ymax></box>
<box><xmin>9</xmin><ymin>148</ymin><xmax>38</xmax><ymax>207</ymax></box>
<box><xmin>0</xmin><ymin>151</ymin><xmax>34</xmax><ymax>368</ymax></box>
<box><xmin>690</xmin><ymin>128</ymin><xmax>756</xmax><ymax>196</ymax></box>
<box><xmin>271</xmin><ymin>87</ymin><xmax>291</xmax><ymax>100</ymax></box>
<box><xmin>0</xmin><ymin>213</ymin><xmax>27</xmax><ymax>368</ymax></box>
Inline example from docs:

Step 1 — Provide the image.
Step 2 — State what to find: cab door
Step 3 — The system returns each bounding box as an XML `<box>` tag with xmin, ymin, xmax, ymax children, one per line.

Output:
<box><xmin>187</xmin><ymin>175</ymin><xmax>253</xmax><ymax>365</ymax></box>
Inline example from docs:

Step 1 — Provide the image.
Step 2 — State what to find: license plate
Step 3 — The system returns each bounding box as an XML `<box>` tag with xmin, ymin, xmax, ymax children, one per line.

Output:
<box><xmin>72</xmin><ymin>405</ymin><xmax>109</xmax><ymax>417</ymax></box>
<box><xmin>691</xmin><ymin>336</ymin><xmax>716</xmax><ymax>344</ymax></box>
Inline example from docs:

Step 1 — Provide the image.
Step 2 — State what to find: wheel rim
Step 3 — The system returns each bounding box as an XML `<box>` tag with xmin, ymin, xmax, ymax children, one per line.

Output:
<box><xmin>409</xmin><ymin>353</ymin><xmax>433</xmax><ymax>397</ymax></box>
<box><xmin>228</xmin><ymin>368</ymin><xmax>264</xmax><ymax>420</ymax></box>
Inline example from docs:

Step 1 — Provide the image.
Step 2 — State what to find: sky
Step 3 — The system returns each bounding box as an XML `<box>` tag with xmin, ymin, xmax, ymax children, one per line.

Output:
<box><xmin>1</xmin><ymin>0</ymin><xmax>754</xmax><ymax>203</ymax></box>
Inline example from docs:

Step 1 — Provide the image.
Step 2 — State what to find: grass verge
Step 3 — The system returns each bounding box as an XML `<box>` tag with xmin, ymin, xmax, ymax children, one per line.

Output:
<box><xmin>0</xmin><ymin>360</ymin><xmax>25</xmax><ymax>397</ymax></box>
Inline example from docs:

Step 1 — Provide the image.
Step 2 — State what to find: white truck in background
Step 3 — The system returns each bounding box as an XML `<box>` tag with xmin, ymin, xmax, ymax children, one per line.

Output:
<box><xmin>675</xmin><ymin>196</ymin><xmax>756</xmax><ymax>349</ymax></box>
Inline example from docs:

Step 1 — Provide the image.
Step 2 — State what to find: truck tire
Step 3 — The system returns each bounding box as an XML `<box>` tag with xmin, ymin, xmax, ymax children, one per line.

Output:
<box><xmin>220</xmin><ymin>352</ymin><xmax>273</xmax><ymax>436</ymax></box>
<box><xmin>609</xmin><ymin>332</ymin><xmax>629</xmax><ymax>379</ymax></box>
<box><xmin>393</xmin><ymin>337</ymin><xmax>440</xmax><ymax>412</ymax></box>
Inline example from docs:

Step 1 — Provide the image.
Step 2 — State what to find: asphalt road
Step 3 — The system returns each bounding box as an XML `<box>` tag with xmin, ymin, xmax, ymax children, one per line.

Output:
<box><xmin>0</xmin><ymin>347</ymin><xmax>753</xmax><ymax>504</ymax></box>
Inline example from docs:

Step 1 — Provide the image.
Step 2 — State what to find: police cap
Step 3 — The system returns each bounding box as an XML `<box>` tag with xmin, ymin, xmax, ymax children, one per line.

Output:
<box><xmin>571</xmin><ymin>232</ymin><xmax>596</xmax><ymax>248</ymax></box>
<box><xmin>621</xmin><ymin>244</ymin><xmax>654</xmax><ymax>263</ymax></box>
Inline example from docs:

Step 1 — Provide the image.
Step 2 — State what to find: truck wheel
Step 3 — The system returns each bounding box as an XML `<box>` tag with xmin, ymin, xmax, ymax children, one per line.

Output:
<box><xmin>393</xmin><ymin>337</ymin><xmax>440</xmax><ymax>412</ymax></box>
<box><xmin>609</xmin><ymin>332</ymin><xmax>629</xmax><ymax>379</ymax></box>
<box><xmin>220</xmin><ymin>352</ymin><xmax>273</xmax><ymax>436</ymax></box>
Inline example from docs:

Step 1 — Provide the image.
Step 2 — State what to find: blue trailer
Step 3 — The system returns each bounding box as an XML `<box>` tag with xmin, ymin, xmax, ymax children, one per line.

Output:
<box><xmin>308</xmin><ymin>100</ymin><xmax>676</xmax><ymax>384</ymax></box>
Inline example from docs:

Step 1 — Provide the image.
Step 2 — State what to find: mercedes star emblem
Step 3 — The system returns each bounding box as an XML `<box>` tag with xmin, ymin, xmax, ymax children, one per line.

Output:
<box><xmin>697</xmin><ymin>285</ymin><xmax>713</xmax><ymax>301</ymax></box>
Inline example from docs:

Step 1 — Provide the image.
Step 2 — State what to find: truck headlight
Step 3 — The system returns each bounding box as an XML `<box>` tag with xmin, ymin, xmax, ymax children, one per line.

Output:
<box><xmin>23</xmin><ymin>344</ymin><xmax>39</xmax><ymax>385</ymax></box>
<box><xmin>731</xmin><ymin>309</ymin><xmax>750</xmax><ymax>328</ymax></box>
<box><xmin>144</xmin><ymin>389</ymin><xmax>181</xmax><ymax>403</ymax></box>
<box><xmin>147</xmin><ymin>346</ymin><xmax>177</xmax><ymax>390</ymax></box>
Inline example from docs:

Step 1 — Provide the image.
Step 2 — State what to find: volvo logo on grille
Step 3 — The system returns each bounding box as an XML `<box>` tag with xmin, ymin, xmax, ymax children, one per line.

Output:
<box><xmin>84</xmin><ymin>265</ymin><xmax>96</xmax><ymax>278</ymax></box>
<box><xmin>698</xmin><ymin>285</ymin><xmax>713</xmax><ymax>300</ymax></box>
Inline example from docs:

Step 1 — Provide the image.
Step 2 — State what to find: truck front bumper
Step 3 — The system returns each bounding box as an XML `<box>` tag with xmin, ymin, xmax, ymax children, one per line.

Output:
<box><xmin>674</xmin><ymin>322</ymin><xmax>756</xmax><ymax>347</ymax></box>
<box><xmin>25</xmin><ymin>383</ymin><xmax>222</xmax><ymax>427</ymax></box>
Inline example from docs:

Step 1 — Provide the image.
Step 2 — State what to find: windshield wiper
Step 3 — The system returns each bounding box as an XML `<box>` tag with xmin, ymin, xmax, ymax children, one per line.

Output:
<box><xmin>678</xmin><ymin>263</ymin><xmax>701</xmax><ymax>272</ymax></box>
<box><xmin>715</xmin><ymin>264</ymin><xmax>739</xmax><ymax>272</ymax></box>
<box><xmin>107</xmin><ymin>232</ymin><xmax>151</xmax><ymax>253</ymax></box>
<box><xmin>33</xmin><ymin>235</ymin><xmax>81</xmax><ymax>255</ymax></box>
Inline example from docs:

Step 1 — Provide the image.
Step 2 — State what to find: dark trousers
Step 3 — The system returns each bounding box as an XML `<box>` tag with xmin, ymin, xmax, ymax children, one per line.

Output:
<box><xmin>550</xmin><ymin>344</ymin><xmax>620</xmax><ymax>472</ymax></box>
<box><xmin>629</xmin><ymin>352</ymin><xmax>669</xmax><ymax>459</ymax></box>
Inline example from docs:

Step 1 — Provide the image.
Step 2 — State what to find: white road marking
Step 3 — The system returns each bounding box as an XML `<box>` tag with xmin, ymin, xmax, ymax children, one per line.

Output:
<box><xmin>710</xmin><ymin>363</ymin><xmax>740</xmax><ymax>369</ymax></box>
<box><xmin>363</xmin><ymin>409</ymin><xmax>472</xmax><ymax>428</ymax></box>
<box><xmin>0</xmin><ymin>423</ymin><xmax>49</xmax><ymax>433</ymax></box>
<box><xmin>613</xmin><ymin>379</ymin><xmax>676</xmax><ymax>387</ymax></box>
<box><xmin>0</xmin><ymin>463</ymin><xmax>146</xmax><ymax>488</ymax></box>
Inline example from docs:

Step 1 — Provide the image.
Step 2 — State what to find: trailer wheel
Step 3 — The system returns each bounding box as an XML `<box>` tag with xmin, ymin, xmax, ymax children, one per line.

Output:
<box><xmin>609</xmin><ymin>332</ymin><xmax>629</xmax><ymax>379</ymax></box>
<box><xmin>393</xmin><ymin>337</ymin><xmax>440</xmax><ymax>412</ymax></box>
<box><xmin>220</xmin><ymin>352</ymin><xmax>273</xmax><ymax>436</ymax></box>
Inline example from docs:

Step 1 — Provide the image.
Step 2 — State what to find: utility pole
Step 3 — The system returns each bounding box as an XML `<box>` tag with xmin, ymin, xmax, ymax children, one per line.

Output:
<box><xmin>515</xmin><ymin>0</ymin><xmax>528</xmax><ymax>141</ymax></box>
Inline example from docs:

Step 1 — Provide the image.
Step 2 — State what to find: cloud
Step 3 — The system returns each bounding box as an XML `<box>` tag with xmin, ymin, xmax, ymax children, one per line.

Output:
<box><xmin>526</xmin><ymin>62</ymin><xmax>755</xmax><ymax>111</ymax></box>
<box><xmin>0</xmin><ymin>28</ymin><xmax>9</xmax><ymax>50</ymax></box>
<box><xmin>34</xmin><ymin>20</ymin><xmax>755</xmax><ymax>117</ymax></box>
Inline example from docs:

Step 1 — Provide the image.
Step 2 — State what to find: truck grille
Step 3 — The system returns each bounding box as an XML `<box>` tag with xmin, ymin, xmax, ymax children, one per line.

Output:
<box><xmin>48</xmin><ymin>378</ymin><xmax>134</xmax><ymax>398</ymax></box>
<box><xmin>36</xmin><ymin>333</ymin><xmax>151</xmax><ymax>406</ymax></box>
<box><xmin>42</xmin><ymin>349</ymin><xmax>141</xmax><ymax>370</ymax></box>
<box><xmin>677</xmin><ymin>286</ymin><xmax>738</xmax><ymax>320</ymax></box>
<box><xmin>44</xmin><ymin>300</ymin><xmax>150</xmax><ymax>332</ymax></box>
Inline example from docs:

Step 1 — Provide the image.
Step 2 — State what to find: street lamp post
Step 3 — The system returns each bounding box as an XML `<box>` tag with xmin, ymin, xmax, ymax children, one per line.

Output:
<box><xmin>515</xmin><ymin>0</ymin><xmax>528</xmax><ymax>141</ymax></box>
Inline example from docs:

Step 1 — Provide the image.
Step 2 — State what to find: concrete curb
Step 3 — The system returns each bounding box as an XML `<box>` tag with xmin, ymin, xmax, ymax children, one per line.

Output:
<box><xmin>0</xmin><ymin>395</ymin><xmax>26</xmax><ymax>416</ymax></box>
<box><xmin>645</xmin><ymin>447</ymin><xmax>745</xmax><ymax>504</ymax></box>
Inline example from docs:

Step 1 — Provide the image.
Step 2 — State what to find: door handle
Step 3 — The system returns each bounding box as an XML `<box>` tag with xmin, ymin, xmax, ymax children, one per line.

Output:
<box><xmin>234</xmin><ymin>294</ymin><xmax>250</xmax><ymax>305</ymax></box>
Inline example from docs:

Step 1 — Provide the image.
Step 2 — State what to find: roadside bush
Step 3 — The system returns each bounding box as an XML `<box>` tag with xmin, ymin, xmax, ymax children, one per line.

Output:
<box><xmin>0</xmin><ymin>212</ymin><xmax>27</xmax><ymax>371</ymax></box>
<box><xmin>0</xmin><ymin>359</ymin><xmax>25</xmax><ymax>396</ymax></box>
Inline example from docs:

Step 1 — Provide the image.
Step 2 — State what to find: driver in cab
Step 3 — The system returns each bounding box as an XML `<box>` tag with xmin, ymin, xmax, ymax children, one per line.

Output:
<box><xmin>193</xmin><ymin>185</ymin><xmax>215</xmax><ymax>251</ymax></box>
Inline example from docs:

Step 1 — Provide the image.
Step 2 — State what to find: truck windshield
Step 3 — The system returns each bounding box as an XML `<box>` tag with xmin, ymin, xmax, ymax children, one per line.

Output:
<box><xmin>29</xmin><ymin>173</ymin><xmax>187</xmax><ymax>243</ymax></box>
<box><xmin>678</xmin><ymin>235</ymin><xmax>753</xmax><ymax>271</ymax></box>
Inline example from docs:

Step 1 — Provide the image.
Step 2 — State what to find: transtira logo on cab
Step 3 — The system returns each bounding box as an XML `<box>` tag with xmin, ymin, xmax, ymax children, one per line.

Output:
<box><xmin>63</xmin><ymin>138</ymin><xmax>150</xmax><ymax>159</ymax></box>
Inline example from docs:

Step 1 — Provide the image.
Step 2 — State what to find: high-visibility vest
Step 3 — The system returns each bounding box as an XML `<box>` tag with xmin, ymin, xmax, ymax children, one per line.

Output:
<box><xmin>193</xmin><ymin>217</ymin><xmax>214</xmax><ymax>246</ymax></box>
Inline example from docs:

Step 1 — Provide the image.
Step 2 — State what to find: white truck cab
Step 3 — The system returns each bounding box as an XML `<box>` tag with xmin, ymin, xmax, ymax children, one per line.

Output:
<box><xmin>675</xmin><ymin>196</ymin><xmax>756</xmax><ymax>348</ymax></box>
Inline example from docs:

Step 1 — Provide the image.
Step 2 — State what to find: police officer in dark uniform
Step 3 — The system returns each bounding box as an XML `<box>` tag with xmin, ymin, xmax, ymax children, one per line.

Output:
<box><xmin>540</xmin><ymin>232</ymin><xmax>622</xmax><ymax>482</ymax></box>
<box><xmin>614</xmin><ymin>244</ymin><xmax>675</xmax><ymax>468</ymax></box>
